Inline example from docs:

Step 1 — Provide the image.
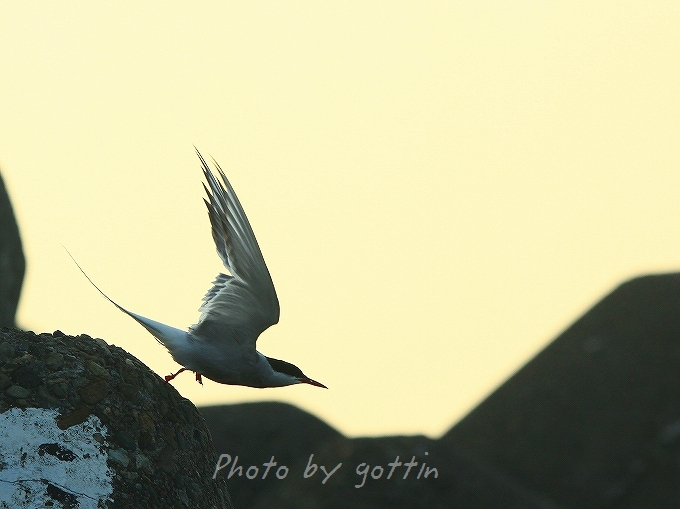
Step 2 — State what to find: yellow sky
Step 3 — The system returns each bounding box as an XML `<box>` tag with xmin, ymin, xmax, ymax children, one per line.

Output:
<box><xmin>1</xmin><ymin>2</ymin><xmax>678</xmax><ymax>437</ymax></box>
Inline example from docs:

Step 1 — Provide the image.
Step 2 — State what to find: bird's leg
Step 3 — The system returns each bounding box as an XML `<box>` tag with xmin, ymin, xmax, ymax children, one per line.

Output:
<box><xmin>164</xmin><ymin>367</ymin><xmax>187</xmax><ymax>383</ymax></box>
<box><xmin>195</xmin><ymin>372</ymin><xmax>203</xmax><ymax>385</ymax></box>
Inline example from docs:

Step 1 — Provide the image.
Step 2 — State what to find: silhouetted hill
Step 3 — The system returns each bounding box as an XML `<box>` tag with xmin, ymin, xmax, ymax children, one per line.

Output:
<box><xmin>201</xmin><ymin>404</ymin><xmax>552</xmax><ymax>508</ymax></box>
<box><xmin>202</xmin><ymin>273</ymin><xmax>680</xmax><ymax>508</ymax></box>
<box><xmin>0</xmin><ymin>170</ymin><xmax>24</xmax><ymax>328</ymax></box>
<box><xmin>444</xmin><ymin>273</ymin><xmax>680</xmax><ymax>508</ymax></box>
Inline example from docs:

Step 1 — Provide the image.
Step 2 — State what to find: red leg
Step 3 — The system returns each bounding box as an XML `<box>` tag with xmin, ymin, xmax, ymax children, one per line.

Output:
<box><xmin>195</xmin><ymin>373</ymin><xmax>203</xmax><ymax>385</ymax></box>
<box><xmin>164</xmin><ymin>367</ymin><xmax>187</xmax><ymax>383</ymax></box>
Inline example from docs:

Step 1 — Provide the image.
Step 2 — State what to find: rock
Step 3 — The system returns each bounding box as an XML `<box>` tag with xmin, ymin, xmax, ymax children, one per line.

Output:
<box><xmin>0</xmin><ymin>328</ymin><xmax>234</xmax><ymax>509</ymax></box>
<box><xmin>109</xmin><ymin>448</ymin><xmax>131</xmax><ymax>467</ymax></box>
<box><xmin>6</xmin><ymin>384</ymin><xmax>31</xmax><ymax>399</ymax></box>
<box><xmin>201</xmin><ymin>402</ymin><xmax>343</xmax><ymax>467</ymax></box>
<box><xmin>203</xmin><ymin>273</ymin><xmax>680</xmax><ymax>508</ymax></box>
<box><xmin>0</xmin><ymin>171</ymin><xmax>25</xmax><ymax>328</ymax></box>
<box><xmin>202</xmin><ymin>402</ymin><xmax>551</xmax><ymax>509</ymax></box>
<box><xmin>444</xmin><ymin>273</ymin><xmax>680</xmax><ymax>508</ymax></box>
<box><xmin>202</xmin><ymin>402</ymin><xmax>343</xmax><ymax>508</ymax></box>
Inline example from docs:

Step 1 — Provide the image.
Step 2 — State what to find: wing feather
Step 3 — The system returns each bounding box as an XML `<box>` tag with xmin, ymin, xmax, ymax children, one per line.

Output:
<box><xmin>189</xmin><ymin>151</ymin><xmax>280</xmax><ymax>340</ymax></box>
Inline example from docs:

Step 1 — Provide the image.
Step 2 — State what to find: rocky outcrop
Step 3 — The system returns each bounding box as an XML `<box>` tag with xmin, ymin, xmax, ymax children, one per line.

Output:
<box><xmin>202</xmin><ymin>403</ymin><xmax>552</xmax><ymax>509</ymax></box>
<box><xmin>444</xmin><ymin>273</ymin><xmax>680</xmax><ymax>508</ymax></box>
<box><xmin>202</xmin><ymin>401</ymin><xmax>343</xmax><ymax>507</ymax></box>
<box><xmin>0</xmin><ymin>328</ymin><xmax>233</xmax><ymax>509</ymax></box>
<box><xmin>204</xmin><ymin>273</ymin><xmax>680</xmax><ymax>508</ymax></box>
<box><xmin>0</xmin><ymin>171</ymin><xmax>25</xmax><ymax>328</ymax></box>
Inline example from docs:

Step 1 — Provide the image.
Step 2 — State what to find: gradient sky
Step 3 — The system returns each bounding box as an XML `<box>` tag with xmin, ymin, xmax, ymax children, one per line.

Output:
<box><xmin>1</xmin><ymin>2</ymin><xmax>678</xmax><ymax>437</ymax></box>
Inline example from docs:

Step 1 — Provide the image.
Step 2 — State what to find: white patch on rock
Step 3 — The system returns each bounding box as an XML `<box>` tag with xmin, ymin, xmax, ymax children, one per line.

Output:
<box><xmin>0</xmin><ymin>407</ymin><xmax>113</xmax><ymax>508</ymax></box>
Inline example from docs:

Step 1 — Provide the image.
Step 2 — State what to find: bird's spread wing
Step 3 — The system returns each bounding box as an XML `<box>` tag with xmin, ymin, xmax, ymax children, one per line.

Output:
<box><xmin>189</xmin><ymin>151</ymin><xmax>280</xmax><ymax>341</ymax></box>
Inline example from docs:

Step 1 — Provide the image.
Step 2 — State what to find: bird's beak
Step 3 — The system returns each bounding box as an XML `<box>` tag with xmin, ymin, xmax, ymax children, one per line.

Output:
<box><xmin>302</xmin><ymin>377</ymin><xmax>328</xmax><ymax>389</ymax></box>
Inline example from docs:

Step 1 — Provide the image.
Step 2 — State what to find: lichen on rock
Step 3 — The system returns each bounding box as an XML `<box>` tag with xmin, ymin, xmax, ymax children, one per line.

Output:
<box><xmin>0</xmin><ymin>327</ymin><xmax>233</xmax><ymax>509</ymax></box>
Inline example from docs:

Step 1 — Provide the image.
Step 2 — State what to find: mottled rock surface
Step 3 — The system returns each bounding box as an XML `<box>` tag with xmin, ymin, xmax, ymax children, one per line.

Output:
<box><xmin>0</xmin><ymin>171</ymin><xmax>25</xmax><ymax>328</ymax></box>
<box><xmin>0</xmin><ymin>328</ymin><xmax>233</xmax><ymax>508</ymax></box>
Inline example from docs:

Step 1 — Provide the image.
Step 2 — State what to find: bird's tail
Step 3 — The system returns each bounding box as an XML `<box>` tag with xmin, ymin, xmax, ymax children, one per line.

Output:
<box><xmin>121</xmin><ymin>309</ymin><xmax>189</xmax><ymax>351</ymax></box>
<box><xmin>64</xmin><ymin>247</ymin><xmax>189</xmax><ymax>351</ymax></box>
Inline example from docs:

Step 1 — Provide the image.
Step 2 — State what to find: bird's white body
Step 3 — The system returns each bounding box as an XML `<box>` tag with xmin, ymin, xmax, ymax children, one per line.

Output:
<box><xmin>129</xmin><ymin>311</ymin><xmax>293</xmax><ymax>387</ymax></box>
<box><xmin>70</xmin><ymin>151</ymin><xmax>325</xmax><ymax>389</ymax></box>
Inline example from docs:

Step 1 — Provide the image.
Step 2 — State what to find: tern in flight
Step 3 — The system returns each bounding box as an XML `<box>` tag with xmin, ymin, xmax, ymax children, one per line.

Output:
<box><xmin>71</xmin><ymin>150</ymin><xmax>326</xmax><ymax>389</ymax></box>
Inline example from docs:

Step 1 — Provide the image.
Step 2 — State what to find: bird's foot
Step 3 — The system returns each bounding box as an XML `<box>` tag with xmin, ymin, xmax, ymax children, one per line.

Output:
<box><xmin>164</xmin><ymin>367</ymin><xmax>187</xmax><ymax>384</ymax></box>
<box><xmin>195</xmin><ymin>373</ymin><xmax>203</xmax><ymax>385</ymax></box>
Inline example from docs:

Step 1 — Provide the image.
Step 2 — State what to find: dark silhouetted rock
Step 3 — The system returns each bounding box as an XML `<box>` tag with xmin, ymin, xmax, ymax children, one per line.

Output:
<box><xmin>0</xmin><ymin>171</ymin><xmax>25</xmax><ymax>328</ymax></box>
<box><xmin>201</xmin><ymin>403</ymin><xmax>553</xmax><ymax>509</ymax></box>
<box><xmin>0</xmin><ymin>328</ymin><xmax>233</xmax><ymax>508</ymax></box>
<box><xmin>444</xmin><ymin>273</ymin><xmax>680</xmax><ymax>508</ymax></box>
<box><xmin>201</xmin><ymin>402</ymin><xmax>343</xmax><ymax>508</ymax></box>
<box><xmin>202</xmin><ymin>402</ymin><xmax>343</xmax><ymax>463</ymax></box>
<box><xmin>202</xmin><ymin>273</ymin><xmax>680</xmax><ymax>508</ymax></box>
<box><xmin>250</xmin><ymin>435</ymin><xmax>556</xmax><ymax>509</ymax></box>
